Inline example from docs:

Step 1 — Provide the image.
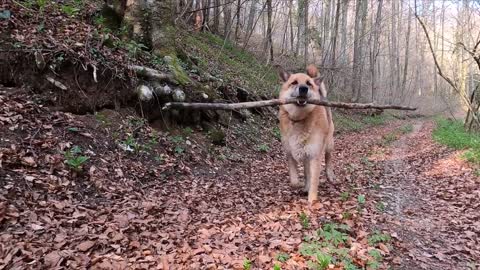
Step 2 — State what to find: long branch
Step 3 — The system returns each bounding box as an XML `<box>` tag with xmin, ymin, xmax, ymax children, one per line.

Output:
<box><xmin>162</xmin><ymin>98</ymin><xmax>417</xmax><ymax>111</ymax></box>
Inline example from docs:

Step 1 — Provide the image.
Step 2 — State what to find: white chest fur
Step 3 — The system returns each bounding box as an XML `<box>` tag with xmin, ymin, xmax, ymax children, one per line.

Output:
<box><xmin>282</xmin><ymin>129</ymin><xmax>323</xmax><ymax>162</ymax></box>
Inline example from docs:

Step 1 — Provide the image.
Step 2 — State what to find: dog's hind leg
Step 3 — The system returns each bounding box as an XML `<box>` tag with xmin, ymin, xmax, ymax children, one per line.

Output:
<box><xmin>325</xmin><ymin>137</ymin><xmax>336</xmax><ymax>183</ymax></box>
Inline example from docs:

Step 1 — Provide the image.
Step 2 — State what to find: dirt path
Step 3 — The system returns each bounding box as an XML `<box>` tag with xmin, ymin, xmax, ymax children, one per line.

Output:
<box><xmin>1</xmin><ymin>91</ymin><xmax>479</xmax><ymax>269</ymax></box>
<box><xmin>378</xmin><ymin>120</ymin><xmax>480</xmax><ymax>270</ymax></box>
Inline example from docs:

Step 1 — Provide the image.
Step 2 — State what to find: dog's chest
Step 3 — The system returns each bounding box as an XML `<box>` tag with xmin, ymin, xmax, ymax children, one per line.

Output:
<box><xmin>283</xmin><ymin>130</ymin><xmax>322</xmax><ymax>162</ymax></box>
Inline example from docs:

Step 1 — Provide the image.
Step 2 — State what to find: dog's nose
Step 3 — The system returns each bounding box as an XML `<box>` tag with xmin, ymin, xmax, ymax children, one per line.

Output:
<box><xmin>299</xmin><ymin>86</ymin><xmax>309</xmax><ymax>96</ymax></box>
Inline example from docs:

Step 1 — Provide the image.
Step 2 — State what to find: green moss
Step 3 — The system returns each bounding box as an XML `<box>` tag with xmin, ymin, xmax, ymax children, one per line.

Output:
<box><xmin>164</xmin><ymin>55</ymin><xmax>191</xmax><ymax>85</ymax></box>
<box><xmin>180</xmin><ymin>31</ymin><xmax>278</xmax><ymax>97</ymax></box>
<box><xmin>209</xmin><ymin>128</ymin><xmax>226</xmax><ymax>145</ymax></box>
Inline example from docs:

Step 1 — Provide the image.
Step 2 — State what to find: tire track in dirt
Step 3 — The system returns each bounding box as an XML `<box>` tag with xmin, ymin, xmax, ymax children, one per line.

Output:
<box><xmin>380</xmin><ymin>120</ymin><xmax>480</xmax><ymax>270</ymax></box>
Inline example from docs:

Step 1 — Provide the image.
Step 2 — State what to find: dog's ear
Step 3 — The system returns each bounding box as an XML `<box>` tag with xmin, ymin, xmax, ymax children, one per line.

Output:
<box><xmin>306</xmin><ymin>64</ymin><xmax>318</xmax><ymax>78</ymax></box>
<box><xmin>314</xmin><ymin>76</ymin><xmax>327</xmax><ymax>97</ymax></box>
<box><xmin>314</xmin><ymin>76</ymin><xmax>324</xmax><ymax>86</ymax></box>
<box><xmin>275</xmin><ymin>65</ymin><xmax>291</xmax><ymax>82</ymax></box>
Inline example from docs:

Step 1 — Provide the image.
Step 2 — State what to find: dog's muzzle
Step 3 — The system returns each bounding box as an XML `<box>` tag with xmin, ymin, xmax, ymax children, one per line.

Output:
<box><xmin>296</xmin><ymin>99</ymin><xmax>308</xmax><ymax>106</ymax></box>
<box><xmin>295</xmin><ymin>86</ymin><xmax>309</xmax><ymax>106</ymax></box>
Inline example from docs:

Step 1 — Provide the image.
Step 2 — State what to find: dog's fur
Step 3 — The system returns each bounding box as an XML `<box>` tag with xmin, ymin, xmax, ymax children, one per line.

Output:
<box><xmin>277</xmin><ymin>64</ymin><xmax>335</xmax><ymax>202</ymax></box>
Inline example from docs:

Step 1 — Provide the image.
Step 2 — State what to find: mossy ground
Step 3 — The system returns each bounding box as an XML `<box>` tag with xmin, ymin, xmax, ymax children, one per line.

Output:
<box><xmin>180</xmin><ymin>31</ymin><xmax>280</xmax><ymax>97</ymax></box>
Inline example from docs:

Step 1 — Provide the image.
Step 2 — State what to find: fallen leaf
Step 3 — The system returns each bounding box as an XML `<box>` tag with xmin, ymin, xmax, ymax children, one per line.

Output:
<box><xmin>77</xmin><ymin>240</ymin><xmax>96</xmax><ymax>252</ymax></box>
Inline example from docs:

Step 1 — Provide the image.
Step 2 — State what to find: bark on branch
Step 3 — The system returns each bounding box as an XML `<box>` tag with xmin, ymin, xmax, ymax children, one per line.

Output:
<box><xmin>162</xmin><ymin>98</ymin><xmax>417</xmax><ymax>111</ymax></box>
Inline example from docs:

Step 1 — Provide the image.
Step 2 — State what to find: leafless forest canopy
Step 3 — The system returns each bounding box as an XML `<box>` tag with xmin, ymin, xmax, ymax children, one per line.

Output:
<box><xmin>172</xmin><ymin>0</ymin><xmax>480</xmax><ymax>127</ymax></box>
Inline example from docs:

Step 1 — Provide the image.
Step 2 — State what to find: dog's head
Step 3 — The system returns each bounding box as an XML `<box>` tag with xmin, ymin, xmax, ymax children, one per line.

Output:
<box><xmin>277</xmin><ymin>64</ymin><xmax>327</xmax><ymax>120</ymax></box>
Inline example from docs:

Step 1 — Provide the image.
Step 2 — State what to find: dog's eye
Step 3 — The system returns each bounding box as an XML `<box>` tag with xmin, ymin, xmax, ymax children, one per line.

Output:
<box><xmin>291</xmin><ymin>80</ymin><xmax>298</xmax><ymax>85</ymax></box>
<box><xmin>306</xmin><ymin>81</ymin><xmax>312</xmax><ymax>86</ymax></box>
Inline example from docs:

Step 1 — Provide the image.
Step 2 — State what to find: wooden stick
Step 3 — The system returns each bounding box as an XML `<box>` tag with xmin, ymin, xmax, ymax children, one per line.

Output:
<box><xmin>162</xmin><ymin>98</ymin><xmax>417</xmax><ymax>111</ymax></box>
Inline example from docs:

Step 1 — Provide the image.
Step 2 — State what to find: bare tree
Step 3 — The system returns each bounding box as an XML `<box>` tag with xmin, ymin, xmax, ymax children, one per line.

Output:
<box><xmin>266</xmin><ymin>0</ymin><xmax>274</xmax><ymax>62</ymax></box>
<box><xmin>351</xmin><ymin>0</ymin><xmax>367</xmax><ymax>102</ymax></box>
<box><xmin>370</xmin><ymin>0</ymin><xmax>383</xmax><ymax>103</ymax></box>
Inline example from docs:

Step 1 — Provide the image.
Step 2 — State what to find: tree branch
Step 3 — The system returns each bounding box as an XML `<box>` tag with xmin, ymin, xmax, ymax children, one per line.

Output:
<box><xmin>162</xmin><ymin>98</ymin><xmax>417</xmax><ymax>111</ymax></box>
<box><xmin>415</xmin><ymin>13</ymin><xmax>480</xmax><ymax>125</ymax></box>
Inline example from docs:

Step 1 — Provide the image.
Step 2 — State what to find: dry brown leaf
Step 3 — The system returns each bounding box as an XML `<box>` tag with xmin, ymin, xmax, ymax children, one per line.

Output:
<box><xmin>77</xmin><ymin>240</ymin><xmax>96</xmax><ymax>252</ymax></box>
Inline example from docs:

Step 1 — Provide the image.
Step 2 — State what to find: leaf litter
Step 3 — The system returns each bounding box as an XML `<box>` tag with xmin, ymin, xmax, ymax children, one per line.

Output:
<box><xmin>1</xmin><ymin>90</ymin><xmax>479</xmax><ymax>269</ymax></box>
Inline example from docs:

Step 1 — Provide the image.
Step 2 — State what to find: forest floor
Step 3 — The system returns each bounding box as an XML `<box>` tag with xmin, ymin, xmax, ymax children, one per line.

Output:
<box><xmin>1</xmin><ymin>89</ymin><xmax>479</xmax><ymax>270</ymax></box>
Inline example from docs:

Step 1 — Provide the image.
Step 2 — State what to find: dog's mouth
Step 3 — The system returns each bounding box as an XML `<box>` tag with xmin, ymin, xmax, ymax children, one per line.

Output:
<box><xmin>296</xmin><ymin>99</ymin><xmax>308</xmax><ymax>107</ymax></box>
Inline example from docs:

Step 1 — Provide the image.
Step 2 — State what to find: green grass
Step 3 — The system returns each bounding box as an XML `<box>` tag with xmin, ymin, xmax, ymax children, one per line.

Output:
<box><xmin>382</xmin><ymin>133</ymin><xmax>398</xmax><ymax>144</ymax></box>
<box><xmin>333</xmin><ymin>114</ymin><xmax>365</xmax><ymax>132</ymax></box>
<box><xmin>243</xmin><ymin>258</ymin><xmax>252</xmax><ymax>270</ymax></box>
<box><xmin>362</xmin><ymin>115</ymin><xmax>387</xmax><ymax>126</ymax></box>
<box><xmin>299</xmin><ymin>212</ymin><xmax>310</xmax><ymax>229</ymax></box>
<box><xmin>368</xmin><ymin>231</ymin><xmax>391</xmax><ymax>246</ymax></box>
<box><xmin>334</xmin><ymin>113</ymin><xmax>397</xmax><ymax>133</ymax></box>
<box><xmin>433</xmin><ymin>118</ymin><xmax>480</xmax><ymax>164</ymax></box>
<box><xmin>275</xmin><ymin>253</ymin><xmax>290</xmax><ymax>263</ymax></box>
<box><xmin>257</xmin><ymin>144</ymin><xmax>270</xmax><ymax>153</ymax></box>
<box><xmin>399</xmin><ymin>124</ymin><xmax>414</xmax><ymax>134</ymax></box>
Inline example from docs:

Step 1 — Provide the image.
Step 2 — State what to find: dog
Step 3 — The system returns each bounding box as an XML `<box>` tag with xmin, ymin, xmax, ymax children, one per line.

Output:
<box><xmin>277</xmin><ymin>64</ymin><xmax>335</xmax><ymax>203</ymax></box>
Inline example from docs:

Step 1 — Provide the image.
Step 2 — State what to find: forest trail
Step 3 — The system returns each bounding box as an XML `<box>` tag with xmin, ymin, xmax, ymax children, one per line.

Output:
<box><xmin>377</xmin><ymin>121</ymin><xmax>479</xmax><ymax>270</ymax></box>
<box><xmin>1</xmin><ymin>91</ymin><xmax>479</xmax><ymax>269</ymax></box>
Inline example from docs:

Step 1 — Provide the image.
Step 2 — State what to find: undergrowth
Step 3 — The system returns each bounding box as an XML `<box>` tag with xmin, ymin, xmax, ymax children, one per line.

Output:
<box><xmin>181</xmin><ymin>31</ymin><xmax>279</xmax><ymax>97</ymax></box>
<box><xmin>294</xmin><ymin>222</ymin><xmax>388</xmax><ymax>270</ymax></box>
<box><xmin>433</xmin><ymin>118</ymin><xmax>480</xmax><ymax>164</ymax></box>
<box><xmin>333</xmin><ymin>113</ymin><xmax>396</xmax><ymax>133</ymax></box>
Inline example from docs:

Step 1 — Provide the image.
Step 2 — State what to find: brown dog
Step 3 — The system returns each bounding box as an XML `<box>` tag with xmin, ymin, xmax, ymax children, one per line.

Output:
<box><xmin>277</xmin><ymin>64</ymin><xmax>335</xmax><ymax>203</ymax></box>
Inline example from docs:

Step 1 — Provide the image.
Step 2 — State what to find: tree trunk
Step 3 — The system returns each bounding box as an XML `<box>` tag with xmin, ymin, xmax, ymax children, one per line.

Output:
<box><xmin>401</xmin><ymin>7</ymin><xmax>412</xmax><ymax>100</ymax></box>
<box><xmin>123</xmin><ymin>0</ymin><xmax>147</xmax><ymax>42</ymax></box>
<box><xmin>303</xmin><ymin>0</ymin><xmax>309</xmax><ymax>65</ymax></box>
<box><xmin>201</xmin><ymin>0</ymin><xmax>211</xmax><ymax>31</ymax></box>
<box><xmin>234</xmin><ymin>0</ymin><xmax>242</xmax><ymax>41</ymax></box>
<box><xmin>296</xmin><ymin>0</ymin><xmax>306</xmax><ymax>57</ymax></box>
<box><xmin>150</xmin><ymin>0</ymin><xmax>175</xmax><ymax>56</ymax></box>
<box><xmin>213</xmin><ymin>0</ymin><xmax>220</xmax><ymax>34</ymax></box>
<box><xmin>323</xmin><ymin>0</ymin><xmax>332</xmax><ymax>59</ymax></box>
<box><xmin>371</xmin><ymin>0</ymin><xmax>383</xmax><ymax>103</ymax></box>
<box><xmin>281</xmin><ymin>2</ymin><xmax>289</xmax><ymax>54</ymax></box>
<box><xmin>331</xmin><ymin>0</ymin><xmax>341</xmax><ymax>67</ymax></box>
<box><xmin>351</xmin><ymin>0</ymin><xmax>367</xmax><ymax>102</ymax></box>
<box><xmin>433</xmin><ymin>0</ymin><xmax>438</xmax><ymax>102</ymax></box>
<box><xmin>266</xmin><ymin>0</ymin><xmax>274</xmax><ymax>62</ymax></box>
<box><xmin>339</xmin><ymin>0</ymin><xmax>349</xmax><ymax>65</ymax></box>
<box><xmin>289</xmin><ymin>0</ymin><xmax>294</xmax><ymax>52</ymax></box>
<box><xmin>223</xmin><ymin>0</ymin><xmax>232</xmax><ymax>39</ymax></box>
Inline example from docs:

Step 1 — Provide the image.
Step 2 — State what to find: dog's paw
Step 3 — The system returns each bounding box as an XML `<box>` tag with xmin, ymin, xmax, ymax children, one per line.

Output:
<box><xmin>307</xmin><ymin>193</ymin><xmax>318</xmax><ymax>203</ymax></box>
<box><xmin>301</xmin><ymin>185</ymin><xmax>309</xmax><ymax>195</ymax></box>
<box><xmin>290</xmin><ymin>181</ymin><xmax>304</xmax><ymax>188</ymax></box>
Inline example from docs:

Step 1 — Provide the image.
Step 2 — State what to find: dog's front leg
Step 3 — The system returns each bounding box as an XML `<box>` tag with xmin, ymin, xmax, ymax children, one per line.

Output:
<box><xmin>287</xmin><ymin>154</ymin><xmax>300</xmax><ymax>187</ymax></box>
<box><xmin>303</xmin><ymin>160</ymin><xmax>310</xmax><ymax>193</ymax></box>
<box><xmin>307</xmin><ymin>158</ymin><xmax>322</xmax><ymax>203</ymax></box>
